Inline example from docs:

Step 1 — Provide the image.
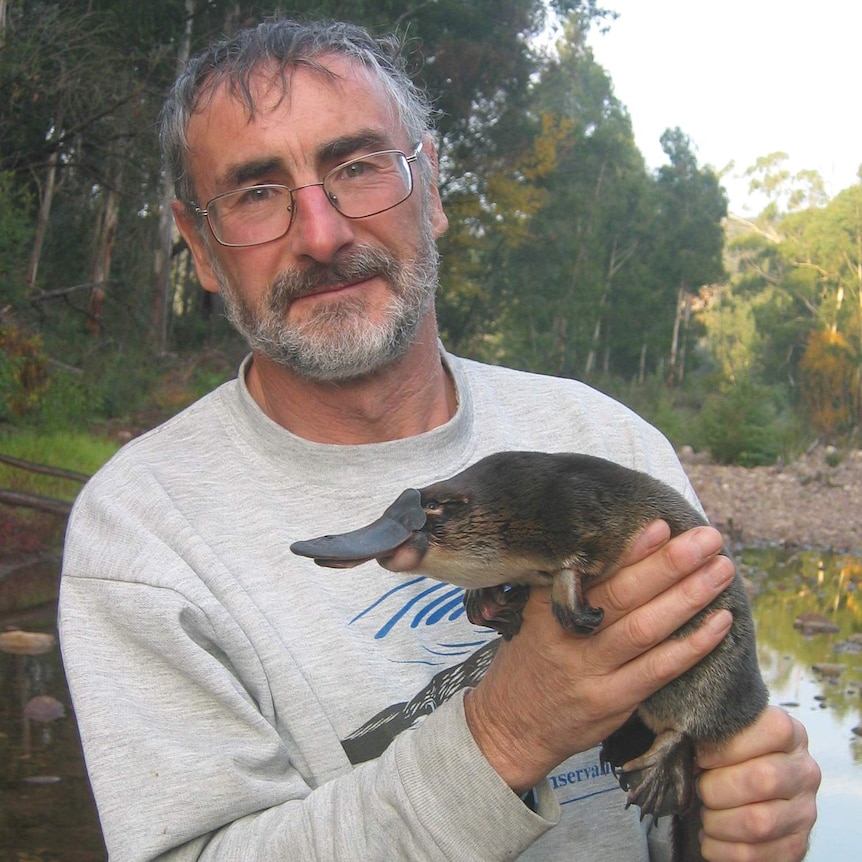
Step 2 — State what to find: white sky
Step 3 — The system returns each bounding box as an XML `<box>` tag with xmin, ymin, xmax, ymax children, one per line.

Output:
<box><xmin>586</xmin><ymin>0</ymin><xmax>862</xmax><ymax>214</ymax></box>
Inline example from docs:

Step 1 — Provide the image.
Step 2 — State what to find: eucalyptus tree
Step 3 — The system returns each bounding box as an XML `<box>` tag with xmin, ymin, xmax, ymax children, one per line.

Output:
<box><xmin>452</xmin><ymin>10</ymin><xmax>650</xmax><ymax>378</ymax></box>
<box><xmin>645</xmin><ymin>128</ymin><xmax>727</xmax><ymax>385</ymax></box>
<box><xmin>2</xmin><ymin>0</ymin><xmax>606</xmax><ymax>421</ymax></box>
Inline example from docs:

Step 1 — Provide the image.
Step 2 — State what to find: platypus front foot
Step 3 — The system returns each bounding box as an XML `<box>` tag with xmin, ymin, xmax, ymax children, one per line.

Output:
<box><xmin>552</xmin><ymin>600</ymin><xmax>604</xmax><ymax>634</ymax></box>
<box><xmin>464</xmin><ymin>585</ymin><xmax>530</xmax><ymax>640</ymax></box>
<box><xmin>618</xmin><ymin>729</ymin><xmax>696</xmax><ymax>820</ymax></box>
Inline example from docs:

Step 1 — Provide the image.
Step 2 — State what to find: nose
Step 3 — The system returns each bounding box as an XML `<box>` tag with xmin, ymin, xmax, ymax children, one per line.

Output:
<box><xmin>287</xmin><ymin>182</ymin><xmax>354</xmax><ymax>263</ymax></box>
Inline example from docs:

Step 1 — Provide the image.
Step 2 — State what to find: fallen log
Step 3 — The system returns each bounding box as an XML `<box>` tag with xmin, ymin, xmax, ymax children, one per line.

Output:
<box><xmin>0</xmin><ymin>454</ymin><xmax>89</xmax><ymax>483</ymax></box>
<box><xmin>0</xmin><ymin>489</ymin><xmax>73</xmax><ymax>516</ymax></box>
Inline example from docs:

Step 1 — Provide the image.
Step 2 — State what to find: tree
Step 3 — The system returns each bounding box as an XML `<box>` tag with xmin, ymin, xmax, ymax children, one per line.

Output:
<box><xmin>648</xmin><ymin>128</ymin><xmax>727</xmax><ymax>384</ymax></box>
<box><xmin>447</xmin><ymin>10</ymin><xmax>649</xmax><ymax>379</ymax></box>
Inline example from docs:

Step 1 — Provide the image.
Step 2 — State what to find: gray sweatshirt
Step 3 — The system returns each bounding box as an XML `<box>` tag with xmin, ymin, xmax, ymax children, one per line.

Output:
<box><xmin>59</xmin><ymin>350</ymin><xmax>692</xmax><ymax>861</ymax></box>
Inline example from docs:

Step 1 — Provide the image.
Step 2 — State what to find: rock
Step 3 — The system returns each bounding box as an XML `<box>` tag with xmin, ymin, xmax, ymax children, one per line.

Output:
<box><xmin>23</xmin><ymin>695</ymin><xmax>65</xmax><ymax>723</ymax></box>
<box><xmin>0</xmin><ymin>630</ymin><xmax>56</xmax><ymax>655</ymax></box>
<box><xmin>833</xmin><ymin>639</ymin><xmax>862</xmax><ymax>654</ymax></box>
<box><xmin>793</xmin><ymin>613</ymin><xmax>840</xmax><ymax>634</ymax></box>
<box><xmin>678</xmin><ymin>446</ymin><xmax>711</xmax><ymax>465</ymax></box>
<box><xmin>853</xmin><ymin>726</ymin><xmax>862</xmax><ymax>738</ymax></box>
<box><xmin>812</xmin><ymin>663</ymin><xmax>843</xmax><ymax>679</ymax></box>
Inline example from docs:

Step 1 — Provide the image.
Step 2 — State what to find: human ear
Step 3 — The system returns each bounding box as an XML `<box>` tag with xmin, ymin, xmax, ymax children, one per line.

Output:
<box><xmin>172</xmin><ymin>201</ymin><xmax>222</xmax><ymax>294</ymax></box>
<box><xmin>420</xmin><ymin>137</ymin><xmax>449</xmax><ymax>238</ymax></box>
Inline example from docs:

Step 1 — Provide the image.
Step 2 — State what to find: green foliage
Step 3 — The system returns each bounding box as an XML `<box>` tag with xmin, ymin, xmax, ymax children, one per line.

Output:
<box><xmin>700</xmin><ymin>381</ymin><xmax>783</xmax><ymax>466</ymax></box>
<box><xmin>600</xmin><ymin>373</ymin><xmax>705</xmax><ymax>451</ymax></box>
<box><xmin>4</xmin><ymin>0</ymin><xmax>860</xmax><ymax>446</ymax></box>
<box><xmin>0</xmin><ymin>172</ymin><xmax>33</xmax><ymax>302</ymax></box>
<box><xmin>0</xmin><ymin>324</ymin><xmax>49</xmax><ymax>420</ymax></box>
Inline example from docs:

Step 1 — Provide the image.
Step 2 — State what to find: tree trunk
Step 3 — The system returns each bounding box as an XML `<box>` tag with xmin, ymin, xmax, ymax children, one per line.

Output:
<box><xmin>667</xmin><ymin>283</ymin><xmax>686</xmax><ymax>386</ymax></box>
<box><xmin>87</xmin><ymin>166</ymin><xmax>122</xmax><ymax>336</ymax></box>
<box><xmin>26</xmin><ymin>113</ymin><xmax>64</xmax><ymax>291</ymax></box>
<box><xmin>152</xmin><ymin>0</ymin><xmax>195</xmax><ymax>349</ymax></box>
<box><xmin>677</xmin><ymin>290</ymin><xmax>692</xmax><ymax>385</ymax></box>
<box><xmin>584</xmin><ymin>239</ymin><xmax>635</xmax><ymax>378</ymax></box>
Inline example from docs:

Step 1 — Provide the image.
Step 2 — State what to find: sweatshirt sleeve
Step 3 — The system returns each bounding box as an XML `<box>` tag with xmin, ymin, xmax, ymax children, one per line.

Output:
<box><xmin>59</xmin><ymin>499</ymin><xmax>559</xmax><ymax>862</ymax></box>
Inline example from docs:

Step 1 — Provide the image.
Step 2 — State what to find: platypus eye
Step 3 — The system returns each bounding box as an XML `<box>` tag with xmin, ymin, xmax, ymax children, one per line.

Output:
<box><xmin>424</xmin><ymin>495</ymin><xmax>467</xmax><ymax>515</ymax></box>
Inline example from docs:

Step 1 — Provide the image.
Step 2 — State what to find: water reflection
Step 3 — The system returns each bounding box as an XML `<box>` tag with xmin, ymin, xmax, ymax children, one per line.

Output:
<box><xmin>0</xmin><ymin>604</ymin><xmax>105</xmax><ymax>861</ymax></box>
<box><xmin>0</xmin><ymin>550</ymin><xmax>859</xmax><ymax>860</ymax></box>
<box><xmin>740</xmin><ymin>547</ymin><xmax>862</xmax><ymax>861</ymax></box>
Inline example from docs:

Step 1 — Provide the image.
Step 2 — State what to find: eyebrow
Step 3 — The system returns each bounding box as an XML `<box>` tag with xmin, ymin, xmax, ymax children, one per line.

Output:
<box><xmin>217</xmin><ymin>129</ymin><xmax>401</xmax><ymax>193</ymax></box>
<box><xmin>317</xmin><ymin>130</ymin><xmax>395</xmax><ymax>164</ymax></box>
<box><xmin>220</xmin><ymin>156</ymin><xmax>285</xmax><ymax>191</ymax></box>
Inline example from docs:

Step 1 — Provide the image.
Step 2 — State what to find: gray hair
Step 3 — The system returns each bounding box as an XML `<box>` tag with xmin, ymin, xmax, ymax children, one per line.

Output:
<box><xmin>160</xmin><ymin>18</ymin><xmax>434</xmax><ymax>208</ymax></box>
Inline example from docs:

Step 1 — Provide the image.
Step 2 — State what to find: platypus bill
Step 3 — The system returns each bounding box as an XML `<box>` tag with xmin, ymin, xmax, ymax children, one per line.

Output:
<box><xmin>291</xmin><ymin>451</ymin><xmax>768</xmax><ymax>862</ymax></box>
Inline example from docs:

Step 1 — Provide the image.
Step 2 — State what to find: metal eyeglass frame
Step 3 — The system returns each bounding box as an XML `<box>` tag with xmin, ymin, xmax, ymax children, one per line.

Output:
<box><xmin>192</xmin><ymin>142</ymin><xmax>424</xmax><ymax>248</ymax></box>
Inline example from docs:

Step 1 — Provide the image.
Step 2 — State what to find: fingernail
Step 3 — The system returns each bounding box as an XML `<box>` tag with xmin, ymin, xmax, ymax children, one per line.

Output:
<box><xmin>704</xmin><ymin>609</ymin><xmax>733</xmax><ymax>634</ymax></box>
<box><xmin>703</xmin><ymin>556</ymin><xmax>734</xmax><ymax>590</ymax></box>
<box><xmin>639</xmin><ymin>519</ymin><xmax>671</xmax><ymax>551</ymax></box>
<box><xmin>691</xmin><ymin>525</ymin><xmax>724</xmax><ymax>557</ymax></box>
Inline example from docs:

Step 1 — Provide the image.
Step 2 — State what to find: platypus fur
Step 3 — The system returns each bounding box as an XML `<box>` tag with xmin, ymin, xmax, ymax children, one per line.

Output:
<box><xmin>291</xmin><ymin>451</ymin><xmax>768</xmax><ymax>861</ymax></box>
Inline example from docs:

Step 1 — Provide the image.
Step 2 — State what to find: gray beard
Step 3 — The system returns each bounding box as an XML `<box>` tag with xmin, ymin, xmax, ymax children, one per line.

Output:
<box><xmin>215</xmin><ymin>229</ymin><xmax>439</xmax><ymax>382</ymax></box>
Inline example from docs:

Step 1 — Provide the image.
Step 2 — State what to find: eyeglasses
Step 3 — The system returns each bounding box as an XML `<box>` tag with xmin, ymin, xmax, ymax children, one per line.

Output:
<box><xmin>192</xmin><ymin>142</ymin><xmax>423</xmax><ymax>248</ymax></box>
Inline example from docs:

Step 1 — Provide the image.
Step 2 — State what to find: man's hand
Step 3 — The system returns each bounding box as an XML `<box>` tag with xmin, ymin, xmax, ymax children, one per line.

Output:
<box><xmin>696</xmin><ymin>706</ymin><xmax>820</xmax><ymax>861</ymax></box>
<box><xmin>464</xmin><ymin>520</ymin><xmax>735</xmax><ymax>794</ymax></box>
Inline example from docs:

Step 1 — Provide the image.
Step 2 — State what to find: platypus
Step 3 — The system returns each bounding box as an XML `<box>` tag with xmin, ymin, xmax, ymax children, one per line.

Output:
<box><xmin>291</xmin><ymin>451</ymin><xmax>768</xmax><ymax>860</ymax></box>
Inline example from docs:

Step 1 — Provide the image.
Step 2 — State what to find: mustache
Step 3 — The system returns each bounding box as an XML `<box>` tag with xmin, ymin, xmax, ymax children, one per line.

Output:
<box><xmin>269</xmin><ymin>247</ymin><xmax>400</xmax><ymax>310</ymax></box>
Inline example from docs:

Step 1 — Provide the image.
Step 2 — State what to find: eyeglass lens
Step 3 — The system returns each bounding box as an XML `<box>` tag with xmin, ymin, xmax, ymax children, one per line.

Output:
<box><xmin>207</xmin><ymin>150</ymin><xmax>414</xmax><ymax>247</ymax></box>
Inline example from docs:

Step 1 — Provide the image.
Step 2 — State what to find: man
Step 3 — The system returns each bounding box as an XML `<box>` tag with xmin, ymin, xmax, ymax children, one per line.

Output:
<box><xmin>59</xmin><ymin>18</ymin><xmax>819</xmax><ymax>861</ymax></box>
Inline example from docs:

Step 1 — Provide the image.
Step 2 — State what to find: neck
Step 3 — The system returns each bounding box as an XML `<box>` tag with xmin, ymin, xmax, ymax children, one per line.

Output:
<box><xmin>244</xmin><ymin>318</ymin><xmax>457</xmax><ymax>444</ymax></box>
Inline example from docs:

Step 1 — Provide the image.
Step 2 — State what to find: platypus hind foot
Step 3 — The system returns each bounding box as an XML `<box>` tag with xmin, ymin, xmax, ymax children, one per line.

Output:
<box><xmin>464</xmin><ymin>585</ymin><xmax>530</xmax><ymax>640</ymax></box>
<box><xmin>618</xmin><ymin>729</ymin><xmax>696</xmax><ymax>820</ymax></box>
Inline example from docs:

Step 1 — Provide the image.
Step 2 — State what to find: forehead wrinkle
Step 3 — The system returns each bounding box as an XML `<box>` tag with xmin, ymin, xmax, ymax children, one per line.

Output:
<box><xmin>194</xmin><ymin>59</ymin><xmax>407</xmax><ymax>197</ymax></box>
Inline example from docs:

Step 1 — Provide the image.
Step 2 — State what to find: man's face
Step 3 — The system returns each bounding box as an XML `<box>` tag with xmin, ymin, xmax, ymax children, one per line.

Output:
<box><xmin>174</xmin><ymin>55</ymin><xmax>448</xmax><ymax>382</ymax></box>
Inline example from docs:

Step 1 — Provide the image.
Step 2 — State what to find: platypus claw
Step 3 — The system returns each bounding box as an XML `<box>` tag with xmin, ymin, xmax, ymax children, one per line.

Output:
<box><xmin>618</xmin><ymin>729</ymin><xmax>696</xmax><ymax>820</ymax></box>
<box><xmin>552</xmin><ymin>601</ymin><xmax>604</xmax><ymax>634</ymax></box>
<box><xmin>464</xmin><ymin>585</ymin><xmax>530</xmax><ymax>640</ymax></box>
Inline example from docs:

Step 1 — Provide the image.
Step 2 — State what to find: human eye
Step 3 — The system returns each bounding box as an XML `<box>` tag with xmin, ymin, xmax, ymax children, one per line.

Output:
<box><xmin>232</xmin><ymin>185</ymin><xmax>283</xmax><ymax>207</ymax></box>
<box><xmin>333</xmin><ymin>155</ymin><xmax>387</xmax><ymax>184</ymax></box>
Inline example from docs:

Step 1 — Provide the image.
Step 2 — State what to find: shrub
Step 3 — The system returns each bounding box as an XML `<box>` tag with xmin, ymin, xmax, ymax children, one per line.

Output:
<box><xmin>700</xmin><ymin>381</ymin><xmax>782</xmax><ymax>466</ymax></box>
<box><xmin>799</xmin><ymin>329</ymin><xmax>859</xmax><ymax>434</ymax></box>
<box><xmin>0</xmin><ymin>324</ymin><xmax>49</xmax><ymax>420</ymax></box>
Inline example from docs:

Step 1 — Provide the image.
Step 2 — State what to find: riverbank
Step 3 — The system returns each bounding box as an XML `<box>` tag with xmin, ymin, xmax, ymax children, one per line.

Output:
<box><xmin>682</xmin><ymin>444</ymin><xmax>862</xmax><ymax>556</ymax></box>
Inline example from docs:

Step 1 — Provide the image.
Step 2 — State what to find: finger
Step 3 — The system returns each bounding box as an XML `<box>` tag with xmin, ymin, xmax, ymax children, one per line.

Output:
<box><xmin>593</xmin><ymin>609</ymin><xmax>733</xmax><ymax>707</ymax></box>
<box><xmin>588</xmin><ymin>552</ymin><xmax>735</xmax><ymax>670</ymax></box>
<box><xmin>698</xmin><ymin>707</ymin><xmax>806</xmax><ymax>770</ymax></box>
<box><xmin>617</xmin><ymin>519</ymin><xmax>671</xmax><ymax>567</ymax></box>
<box><xmin>590</xmin><ymin>525</ymin><xmax>726</xmax><ymax>626</ymax></box>
<box><xmin>697</xmin><ymin>714</ymin><xmax>821</xmax><ymax>812</ymax></box>
<box><xmin>699</xmin><ymin>827</ymin><xmax>813</xmax><ymax>862</ymax></box>
<box><xmin>700</xmin><ymin>787</ymin><xmax>817</xmax><ymax>860</ymax></box>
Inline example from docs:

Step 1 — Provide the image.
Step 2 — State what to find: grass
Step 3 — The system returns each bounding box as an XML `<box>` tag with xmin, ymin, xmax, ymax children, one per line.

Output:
<box><xmin>0</xmin><ymin>429</ymin><xmax>119</xmax><ymax>501</ymax></box>
<box><xmin>0</xmin><ymin>428</ymin><xmax>120</xmax><ymax>555</ymax></box>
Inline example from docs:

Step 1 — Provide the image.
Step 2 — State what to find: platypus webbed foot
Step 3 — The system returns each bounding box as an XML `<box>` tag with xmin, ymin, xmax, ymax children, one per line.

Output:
<box><xmin>464</xmin><ymin>585</ymin><xmax>530</xmax><ymax>640</ymax></box>
<box><xmin>618</xmin><ymin>729</ymin><xmax>696</xmax><ymax>820</ymax></box>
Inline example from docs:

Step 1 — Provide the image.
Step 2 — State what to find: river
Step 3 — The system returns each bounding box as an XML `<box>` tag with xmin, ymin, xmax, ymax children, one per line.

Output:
<box><xmin>0</xmin><ymin>548</ymin><xmax>859</xmax><ymax>860</ymax></box>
